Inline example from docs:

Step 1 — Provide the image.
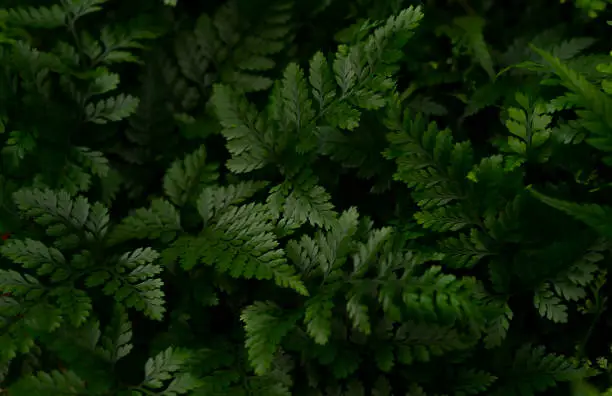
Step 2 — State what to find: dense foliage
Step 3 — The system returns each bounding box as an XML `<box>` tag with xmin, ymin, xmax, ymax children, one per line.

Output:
<box><xmin>2</xmin><ymin>0</ymin><xmax>612</xmax><ymax>394</ymax></box>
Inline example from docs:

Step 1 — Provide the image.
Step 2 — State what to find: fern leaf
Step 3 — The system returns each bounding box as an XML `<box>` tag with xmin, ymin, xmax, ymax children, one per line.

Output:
<box><xmin>112</xmin><ymin>248</ymin><xmax>165</xmax><ymax>320</ymax></box>
<box><xmin>309</xmin><ymin>51</ymin><xmax>336</xmax><ymax>111</ymax></box>
<box><xmin>222</xmin><ymin>1</ymin><xmax>293</xmax><ymax>92</ymax></box>
<box><xmin>97</xmin><ymin>22</ymin><xmax>159</xmax><ymax>64</ymax></box>
<box><xmin>241</xmin><ymin>301</ymin><xmax>300</xmax><ymax>375</ymax></box>
<box><xmin>304</xmin><ymin>288</ymin><xmax>335</xmax><ymax>345</ymax></box>
<box><xmin>346</xmin><ymin>293</ymin><xmax>371</xmax><ymax>335</ymax></box>
<box><xmin>52</xmin><ymin>287</ymin><xmax>92</xmax><ymax>327</ymax></box>
<box><xmin>0</xmin><ymin>239</ymin><xmax>67</xmax><ymax>279</ymax></box>
<box><xmin>531</xmin><ymin>45</ymin><xmax>612</xmax><ymax>162</ymax></box>
<box><xmin>491</xmin><ymin>345</ymin><xmax>595</xmax><ymax>395</ymax></box>
<box><xmin>484</xmin><ymin>302</ymin><xmax>513</xmax><ymax>349</ymax></box>
<box><xmin>414</xmin><ymin>204</ymin><xmax>476</xmax><ymax>232</ymax></box>
<box><xmin>438</xmin><ymin>230</ymin><xmax>492</xmax><ymax>269</ymax></box>
<box><xmin>453</xmin><ymin>16</ymin><xmax>495</xmax><ymax>79</ymax></box>
<box><xmin>108</xmin><ymin>199</ymin><xmax>181</xmax><ymax>245</ymax></box>
<box><xmin>395</xmin><ymin>321</ymin><xmax>471</xmax><ymax>364</ymax></box>
<box><xmin>99</xmin><ymin>304</ymin><xmax>133</xmax><ymax>363</ymax></box>
<box><xmin>143</xmin><ymin>347</ymin><xmax>192</xmax><ymax>389</ymax></box>
<box><xmin>403</xmin><ymin>266</ymin><xmax>483</xmax><ymax>324</ymax></box>
<box><xmin>352</xmin><ymin>227</ymin><xmax>392</xmax><ymax>277</ymax></box>
<box><xmin>534</xmin><ymin>284</ymin><xmax>568</xmax><ymax>323</ymax></box>
<box><xmin>196</xmin><ymin>180</ymin><xmax>269</xmax><ymax>224</ymax></box>
<box><xmin>452</xmin><ymin>368</ymin><xmax>497</xmax><ymax>396</ymax></box>
<box><xmin>85</xmin><ymin>94</ymin><xmax>139</xmax><ymax>124</ymax></box>
<box><xmin>274</xmin><ymin>63</ymin><xmax>316</xmax><ymax>150</ymax></box>
<box><xmin>203</xmin><ymin>203</ymin><xmax>308</xmax><ymax>295</ymax></box>
<box><xmin>163</xmin><ymin>373</ymin><xmax>204</xmax><ymax>395</ymax></box>
<box><xmin>529</xmin><ymin>188</ymin><xmax>612</xmax><ymax>237</ymax></box>
<box><xmin>0</xmin><ymin>270</ymin><xmax>41</xmax><ymax>299</ymax></box>
<box><xmin>3</xmin><ymin>5</ymin><xmax>66</xmax><ymax>28</ymax></box>
<box><xmin>163</xmin><ymin>145</ymin><xmax>218</xmax><ymax>207</ymax></box>
<box><xmin>212</xmin><ymin>84</ymin><xmax>273</xmax><ymax>173</ymax></box>
<box><xmin>72</xmin><ymin>147</ymin><xmax>110</xmax><ymax>178</ymax></box>
<box><xmin>267</xmin><ymin>170</ymin><xmax>336</xmax><ymax>229</ymax></box>
<box><xmin>9</xmin><ymin>370</ymin><xmax>86</xmax><ymax>395</ymax></box>
<box><xmin>63</xmin><ymin>0</ymin><xmax>107</xmax><ymax>20</ymax></box>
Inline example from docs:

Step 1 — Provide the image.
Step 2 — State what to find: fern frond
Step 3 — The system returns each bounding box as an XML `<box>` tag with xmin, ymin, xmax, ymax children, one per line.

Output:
<box><xmin>2</xmin><ymin>5</ymin><xmax>66</xmax><ymax>29</ymax></box>
<box><xmin>303</xmin><ymin>287</ymin><xmax>336</xmax><ymax>345</ymax></box>
<box><xmin>534</xmin><ymin>284</ymin><xmax>568</xmax><ymax>323</ymax></box>
<box><xmin>346</xmin><ymin>292</ymin><xmax>371</xmax><ymax>335</ymax></box>
<box><xmin>241</xmin><ymin>301</ymin><xmax>300</xmax><ymax>375</ymax></box>
<box><xmin>415</xmin><ymin>204</ymin><xmax>476</xmax><ymax>232</ymax></box>
<box><xmin>196</xmin><ymin>180</ymin><xmax>269</xmax><ymax>224</ymax></box>
<box><xmin>438</xmin><ymin>229</ymin><xmax>492</xmax><ymax>268</ymax></box>
<box><xmin>63</xmin><ymin>0</ymin><xmax>107</xmax><ymax>21</ymax></box>
<box><xmin>51</xmin><ymin>287</ymin><xmax>92</xmax><ymax>327</ymax></box>
<box><xmin>0</xmin><ymin>239</ymin><xmax>67</xmax><ymax>279</ymax></box>
<box><xmin>0</xmin><ymin>270</ymin><xmax>42</xmax><ymax>299</ymax></box>
<box><xmin>103</xmin><ymin>247</ymin><xmax>165</xmax><ymax>320</ymax></box>
<box><xmin>166</xmin><ymin>202</ymin><xmax>307</xmax><ymax>296</ymax></box>
<box><xmin>85</xmin><ymin>93</ymin><xmax>139</xmax><ymax>124</ymax></box>
<box><xmin>484</xmin><ymin>301</ymin><xmax>513</xmax><ymax>349</ymax></box>
<box><xmin>99</xmin><ymin>304</ymin><xmax>133</xmax><ymax>364</ymax></box>
<box><xmin>142</xmin><ymin>347</ymin><xmax>194</xmax><ymax>389</ymax></box>
<box><xmin>286</xmin><ymin>207</ymin><xmax>359</xmax><ymax>279</ymax></box>
<box><xmin>108</xmin><ymin>198</ymin><xmax>182</xmax><ymax>245</ymax></box>
<box><xmin>9</xmin><ymin>369</ymin><xmax>86</xmax><ymax>395</ymax></box>
<box><xmin>71</xmin><ymin>147</ymin><xmax>110</xmax><ymax>179</ymax></box>
<box><xmin>176</xmin><ymin>0</ymin><xmax>294</xmax><ymax>93</ymax></box>
<box><xmin>212</xmin><ymin>84</ymin><xmax>274</xmax><ymax>173</ymax></box>
<box><xmin>529</xmin><ymin>188</ymin><xmax>612</xmax><ymax>237</ymax></box>
<box><xmin>404</xmin><ymin>267</ymin><xmax>484</xmax><ymax>324</ymax></box>
<box><xmin>531</xmin><ymin>45</ymin><xmax>612</xmax><ymax>163</ymax></box>
<box><xmin>97</xmin><ymin>22</ymin><xmax>160</xmax><ymax>64</ymax></box>
<box><xmin>213</xmin><ymin>6</ymin><xmax>423</xmax><ymax>178</ymax></box>
<box><xmin>451</xmin><ymin>368</ymin><xmax>498</xmax><ymax>395</ymax></box>
<box><xmin>268</xmin><ymin>170</ymin><xmax>336</xmax><ymax>230</ymax></box>
<box><xmin>385</xmin><ymin>112</ymin><xmax>473</xmax><ymax>208</ymax></box>
<box><xmin>12</xmin><ymin>188</ymin><xmax>109</xmax><ymax>249</ymax></box>
<box><xmin>163</xmin><ymin>145</ymin><xmax>218</xmax><ymax>207</ymax></box>
<box><xmin>491</xmin><ymin>345</ymin><xmax>595</xmax><ymax>395</ymax></box>
<box><xmin>220</xmin><ymin>0</ymin><xmax>294</xmax><ymax>92</ymax></box>
<box><xmin>270</xmin><ymin>63</ymin><xmax>316</xmax><ymax>152</ymax></box>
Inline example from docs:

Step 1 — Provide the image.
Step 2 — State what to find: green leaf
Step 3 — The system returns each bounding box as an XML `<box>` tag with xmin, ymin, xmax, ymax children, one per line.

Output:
<box><xmin>99</xmin><ymin>304</ymin><xmax>133</xmax><ymax>363</ymax></box>
<box><xmin>309</xmin><ymin>51</ymin><xmax>336</xmax><ymax>111</ymax></box>
<box><xmin>304</xmin><ymin>288</ymin><xmax>335</xmax><ymax>345</ymax></box>
<box><xmin>163</xmin><ymin>145</ymin><xmax>218</xmax><ymax>207</ymax></box>
<box><xmin>143</xmin><ymin>347</ymin><xmax>192</xmax><ymax>389</ymax></box>
<box><xmin>4</xmin><ymin>5</ymin><xmax>66</xmax><ymax>28</ymax></box>
<box><xmin>9</xmin><ymin>370</ymin><xmax>86</xmax><ymax>395</ymax></box>
<box><xmin>162</xmin><ymin>372</ymin><xmax>203</xmax><ymax>395</ymax></box>
<box><xmin>453</xmin><ymin>16</ymin><xmax>495</xmax><ymax>80</ymax></box>
<box><xmin>268</xmin><ymin>170</ymin><xmax>336</xmax><ymax>230</ymax></box>
<box><xmin>196</xmin><ymin>180</ymin><xmax>269</xmax><ymax>224</ymax></box>
<box><xmin>275</xmin><ymin>63</ymin><xmax>316</xmax><ymax>144</ymax></box>
<box><xmin>108</xmin><ymin>199</ymin><xmax>181</xmax><ymax>245</ymax></box>
<box><xmin>212</xmin><ymin>84</ymin><xmax>272</xmax><ymax>173</ymax></box>
<box><xmin>63</xmin><ymin>0</ymin><xmax>107</xmax><ymax>20</ymax></box>
<box><xmin>241</xmin><ymin>301</ymin><xmax>300</xmax><ymax>375</ymax></box>
<box><xmin>52</xmin><ymin>287</ymin><xmax>92</xmax><ymax>327</ymax></box>
<box><xmin>491</xmin><ymin>345</ymin><xmax>595</xmax><ymax>395</ymax></box>
<box><xmin>346</xmin><ymin>293</ymin><xmax>371</xmax><ymax>335</ymax></box>
<box><xmin>534</xmin><ymin>284</ymin><xmax>568</xmax><ymax>323</ymax></box>
<box><xmin>85</xmin><ymin>94</ymin><xmax>139</xmax><ymax>124</ymax></box>
<box><xmin>0</xmin><ymin>270</ymin><xmax>41</xmax><ymax>299</ymax></box>
<box><xmin>529</xmin><ymin>188</ymin><xmax>612</xmax><ymax>237</ymax></box>
<box><xmin>0</xmin><ymin>239</ymin><xmax>66</xmax><ymax>277</ymax></box>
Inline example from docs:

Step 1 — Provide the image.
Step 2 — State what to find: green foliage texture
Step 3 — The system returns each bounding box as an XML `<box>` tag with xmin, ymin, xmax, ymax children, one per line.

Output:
<box><xmin>3</xmin><ymin>0</ymin><xmax>612</xmax><ymax>394</ymax></box>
